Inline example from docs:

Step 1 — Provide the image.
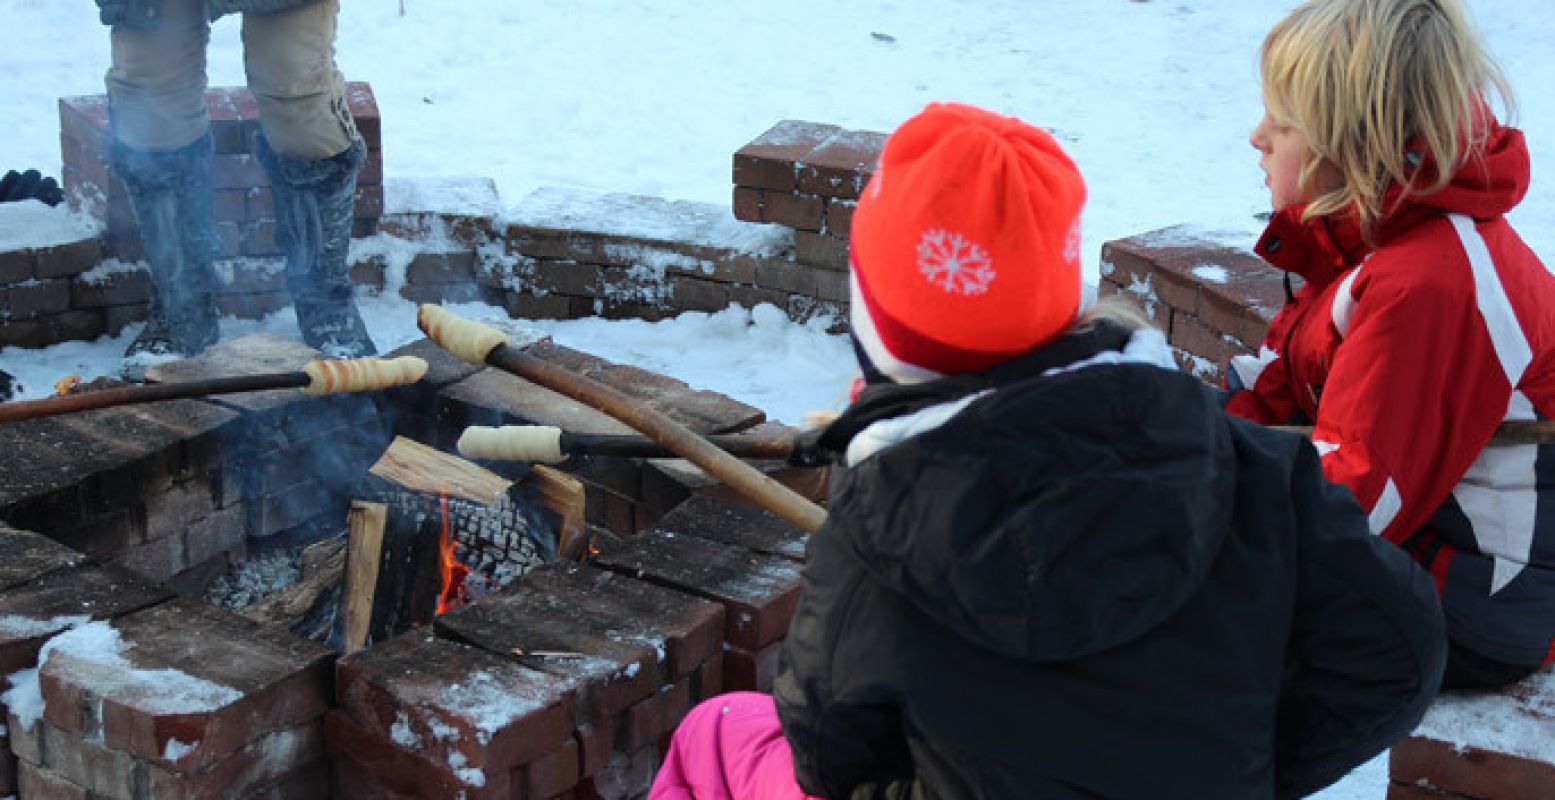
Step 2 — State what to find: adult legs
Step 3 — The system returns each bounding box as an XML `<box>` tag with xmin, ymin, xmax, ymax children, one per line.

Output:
<box><xmin>244</xmin><ymin>0</ymin><xmax>375</xmax><ymax>357</ymax></box>
<box><xmin>105</xmin><ymin>0</ymin><xmax>220</xmax><ymax>359</ymax></box>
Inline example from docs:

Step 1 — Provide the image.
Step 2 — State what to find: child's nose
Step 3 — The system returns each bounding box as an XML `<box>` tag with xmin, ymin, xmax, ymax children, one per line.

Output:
<box><xmin>1244</xmin><ymin>117</ymin><xmax>1268</xmax><ymax>150</ymax></box>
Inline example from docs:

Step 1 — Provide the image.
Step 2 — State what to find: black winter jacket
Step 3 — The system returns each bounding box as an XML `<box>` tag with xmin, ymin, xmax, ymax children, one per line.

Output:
<box><xmin>774</xmin><ymin>323</ymin><xmax>1446</xmax><ymax>799</ymax></box>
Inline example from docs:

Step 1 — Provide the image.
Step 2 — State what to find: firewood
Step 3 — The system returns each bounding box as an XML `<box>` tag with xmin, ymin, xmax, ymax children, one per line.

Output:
<box><xmin>341</xmin><ymin>501</ymin><xmax>388</xmax><ymax>654</ymax></box>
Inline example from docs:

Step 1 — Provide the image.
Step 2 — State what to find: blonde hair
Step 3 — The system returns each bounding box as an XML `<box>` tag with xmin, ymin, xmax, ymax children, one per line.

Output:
<box><xmin>1260</xmin><ymin>0</ymin><xmax>1514</xmax><ymax>239</ymax></box>
<box><xmin>1077</xmin><ymin>295</ymin><xmax>1157</xmax><ymax>334</ymax></box>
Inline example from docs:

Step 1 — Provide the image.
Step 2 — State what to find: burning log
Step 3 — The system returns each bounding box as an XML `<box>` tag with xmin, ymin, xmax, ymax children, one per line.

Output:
<box><xmin>417</xmin><ymin>304</ymin><xmax>827</xmax><ymax>533</ymax></box>
<box><xmin>239</xmin><ymin>536</ymin><xmax>349</xmax><ymax>639</ymax></box>
<box><xmin>346</xmin><ymin>436</ymin><xmax>584</xmax><ymax>650</ymax></box>
<box><xmin>0</xmin><ymin>356</ymin><xmax>430</xmax><ymax>423</ymax></box>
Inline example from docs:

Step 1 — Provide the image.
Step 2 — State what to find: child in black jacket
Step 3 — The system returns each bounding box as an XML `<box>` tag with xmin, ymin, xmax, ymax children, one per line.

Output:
<box><xmin>652</xmin><ymin>102</ymin><xmax>1446</xmax><ymax>800</ymax></box>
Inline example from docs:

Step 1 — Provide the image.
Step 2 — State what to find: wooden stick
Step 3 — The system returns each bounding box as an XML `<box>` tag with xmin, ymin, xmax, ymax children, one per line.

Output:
<box><xmin>0</xmin><ymin>373</ymin><xmax>308</xmax><ymax>423</ymax></box>
<box><xmin>0</xmin><ymin>356</ymin><xmax>428</xmax><ymax>424</ymax></box>
<box><xmin>459</xmin><ymin>424</ymin><xmax>799</xmax><ymax>464</ymax></box>
<box><xmin>418</xmin><ymin>305</ymin><xmax>827</xmax><ymax>533</ymax></box>
<box><xmin>1273</xmin><ymin>420</ymin><xmax>1555</xmax><ymax>447</ymax></box>
<box><xmin>342</xmin><ymin>500</ymin><xmax>388</xmax><ymax>655</ymax></box>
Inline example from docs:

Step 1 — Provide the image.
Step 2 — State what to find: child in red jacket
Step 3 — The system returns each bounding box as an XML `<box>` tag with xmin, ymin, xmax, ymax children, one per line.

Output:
<box><xmin>1227</xmin><ymin>0</ymin><xmax>1555</xmax><ymax>689</ymax></box>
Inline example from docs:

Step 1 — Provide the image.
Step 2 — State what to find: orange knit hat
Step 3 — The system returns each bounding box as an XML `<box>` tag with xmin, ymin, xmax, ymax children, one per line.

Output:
<box><xmin>850</xmin><ymin>102</ymin><xmax>1087</xmax><ymax>383</ymax></box>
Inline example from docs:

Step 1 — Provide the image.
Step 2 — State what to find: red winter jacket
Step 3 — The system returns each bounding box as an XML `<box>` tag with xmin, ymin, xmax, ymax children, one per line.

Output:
<box><xmin>1225</xmin><ymin>119</ymin><xmax>1555</xmax><ymax>666</ymax></box>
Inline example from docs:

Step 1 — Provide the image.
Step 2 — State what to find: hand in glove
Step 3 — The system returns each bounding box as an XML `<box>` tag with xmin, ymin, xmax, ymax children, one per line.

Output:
<box><xmin>96</xmin><ymin>0</ymin><xmax>162</xmax><ymax>29</ymax></box>
<box><xmin>0</xmin><ymin>170</ymin><xmax>66</xmax><ymax>207</ymax></box>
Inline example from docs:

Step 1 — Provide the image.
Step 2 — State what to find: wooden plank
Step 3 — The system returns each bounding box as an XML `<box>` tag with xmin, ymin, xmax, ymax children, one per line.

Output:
<box><xmin>342</xmin><ymin>500</ymin><xmax>388</xmax><ymax>654</ymax></box>
<box><xmin>368</xmin><ymin>436</ymin><xmax>511</xmax><ymax>505</ymax></box>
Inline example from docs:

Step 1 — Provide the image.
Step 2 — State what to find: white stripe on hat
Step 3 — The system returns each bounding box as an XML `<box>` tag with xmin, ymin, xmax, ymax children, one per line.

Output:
<box><xmin>849</xmin><ymin>270</ymin><xmax>946</xmax><ymax>385</ymax></box>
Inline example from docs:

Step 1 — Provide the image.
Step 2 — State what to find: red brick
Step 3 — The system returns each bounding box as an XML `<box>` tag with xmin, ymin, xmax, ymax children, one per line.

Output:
<box><xmin>722</xmin><ymin>640</ymin><xmax>784</xmax><ymax>693</ymax></box>
<box><xmin>1392</xmin><ymin>735</ymin><xmax>1555</xmax><ymax>799</ymax></box>
<box><xmin>1168</xmin><ymin>313</ymin><xmax>1253</xmax><ymax>375</ymax></box>
<box><xmin>521</xmin><ymin>563</ymin><xmax>726</xmax><ymax>681</ymax></box>
<box><xmin>358</xmin><ymin>148</ymin><xmax>384</xmax><ymax>187</ymax></box>
<box><xmin>213</xmin><ymin>188</ymin><xmax>246</xmax><ymax>222</ymax></box>
<box><xmin>621</xmin><ymin>677</ymin><xmax>692</xmax><ymax>755</ymax></box>
<box><xmin>212</xmin><ymin>153</ymin><xmax>268</xmax><ymax>190</ymax></box>
<box><xmin>435</xmin><ymin>589</ymin><xmax>663</xmax><ymax>729</ymax></box>
<box><xmin>0</xmin><ymin>245</ymin><xmax>33</xmax><ymax>284</ymax></box>
<box><xmin>793</xmin><ymin>230</ymin><xmax>849</xmax><ymax>270</ymax></box>
<box><xmin>57</xmin><ymin>95</ymin><xmax>109</xmax><ymax>157</ymax></box>
<box><xmin>16</xmin><ymin>713</ymin><xmax>322</xmax><ymax>799</ymax></box>
<box><xmin>337</xmin><ymin>631</ymin><xmax>575</xmax><ymax>775</ymax></box>
<box><xmin>733</xmin><ymin>121</ymin><xmax>840</xmax><ymax>191</ymax></box>
<box><xmin>578</xmin><ymin>746</ymin><xmax>659</xmax><ymax>800</ymax></box>
<box><xmin>0</xmin><ymin>562</ymin><xmax>169</xmax><ymax>676</ymax></box>
<box><xmin>1386</xmin><ymin>782</ymin><xmax>1462</xmax><ymax>798</ymax></box>
<box><xmin>71</xmin><ymin>266</ymin><xmax>151</xmax><ymax>309</ymax></box>
<box><xmin>519</xmin><ymin>736</ymin><xmax>582</xmax><ymax>799</ymax></box>
<box><xmin>669</xmin><ymin>275</ymin><xmax>733</xmax><ymax>313</ymax></box>
<box><xmin>825</xmin><ymin>199</ymin><xmax>856</xmax><ymax>237</ymax></box>
<box><xmin>592</xmin><ymin>530</ymin><xmax>802</xmax><ymax>651</ymax></box>
<box><xmin>243</xmin><ymin>219</ymin><xmax>279</xmax><ymax>257</ymax></box>
<box><xmin>574</xmin><ymin>722</ymin><xmax>613</xmax><ymax>781</ymax></box>
<box><xmin>6</xmin><ymin>278</ymin><xmax>71</xmax><ymax>320</ymax></box>
<box><xmin>754</xmin><ymin>258</ymin><xmax>819</xmax><ymax>295</ymax></box>
<box><xmin>690</xmin><ymin>653</ymin><xmax>724</xmax><ymax>704</ymax></box>
<box><xmin>206</xmin><ymin>90</ymin><xmax>246</xmax><ymax>154</ymax></box>
<box><xmin>33</xmin><ymin>239</ymin><xmax>101</xmax><ymax>281</ymax></box>
<box><xmin>732</xmin><ymin>186</ymin><xmax>764</xmax><ymax>223</ymax></box>
<box><xmin>345</xmin><ymin>82</ymin><xmax>381</xmax><ymax>148</ymax></box>
<box><xmin>326</xmin><ymin>709</ymin><xmax>513</xmax><ymax>799</ymax></box>
<box><xmin>247</xmin><ymin>186</ymin><xmax>275</xmax><ymax>218</ymax></box>
<box><xmin>354</xmin><ymin>182</ymin><xmax>384</xmax><ymax>218</ymax></box>
<box><xmin>796</xmin><ymin>129</ymin><xmax>886</xmax><ymax>200</ymax></box>
<box><xmin>58</xmin><ymin>133</ymin><xmax>109</xmax><ymax>194</ymax></box>
<box><xmin>17</xmin><ymin>761</ymin><xmax>88</xmax><ymax>800</ymax></box>
<box><xmin>39</xmin><ymin>598</ymin><xmax>334</xmax><ymax>772</ymax></box>
<box><xmin>758</xmin><ymin>192</ymin><xmax>822</xmax><ymax>231</ymax></box>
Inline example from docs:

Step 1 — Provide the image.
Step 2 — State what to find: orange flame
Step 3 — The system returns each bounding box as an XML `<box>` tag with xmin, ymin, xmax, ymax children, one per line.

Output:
<box><xmin>54</xmin><ymin>375</ymin><xmax>81</xmax><ymax>396</ymax></box>
<box><xmin>436</xmin><ymin>490</ymin><xmax>472</xmax><ymax>615</ymax></box>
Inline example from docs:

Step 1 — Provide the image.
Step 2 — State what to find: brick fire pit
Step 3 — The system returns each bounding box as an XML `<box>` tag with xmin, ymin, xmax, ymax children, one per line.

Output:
<box><xmin>0</xmin><ymin>332</ymin><xmax>817</xmax><ymax>799</ymax></box>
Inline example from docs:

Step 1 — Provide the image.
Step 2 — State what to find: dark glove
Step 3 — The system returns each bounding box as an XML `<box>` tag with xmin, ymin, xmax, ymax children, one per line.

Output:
<box><xmin>0</xmin><ymin>170</ymin><xmax>65</xmax><ymax>207</ymax></box>
<box><xmin>96</xmin><ymin>0</ymin><xmax>162</xmax><ymax>29</ymax></box>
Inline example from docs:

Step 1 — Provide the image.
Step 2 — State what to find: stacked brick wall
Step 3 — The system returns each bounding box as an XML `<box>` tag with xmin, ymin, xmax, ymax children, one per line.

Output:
<box><xmin>0</xmin><ymin>334</ymin><xmax>392</xmax><ymax>589</ymax></box>
<box><xmin>732</xmin><ymin>120</ymin><xmax>883</xmax><ymax>272</ymax></box>
<box><xmin>59</xmin><ymin>83</ymin><xmax>384</xmax><ymax>264</ymax></box>
<box><xmin>0</xmin><ymin>221</ymin><xmax>109</xmax><ymax>349</ymax></box>
<box><xmin>1098</xmin><ymin>226</ymin><xmax>1289</xmax><ymax>385</ymax></box>
<box><xmin>9</xmin><ymin>598</ymin><xmax>335</xmax><ymax>799</ymax></box>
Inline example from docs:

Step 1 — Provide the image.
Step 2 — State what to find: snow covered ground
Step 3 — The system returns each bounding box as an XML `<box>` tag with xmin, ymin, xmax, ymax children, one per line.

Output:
<box><xmin>2</xmin><ymin>1</ymin><xmax>1553</xmax><ymax>795</ymax></box>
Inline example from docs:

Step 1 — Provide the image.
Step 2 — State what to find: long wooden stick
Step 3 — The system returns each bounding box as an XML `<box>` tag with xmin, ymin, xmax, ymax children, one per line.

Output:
<box><xmin>459</xmin><ymin>424</ymin><xmax>799</xmax><ymax>463</ymax></box>
<box><xmin>417</xmin><ymin>305</ymin><xmax>828</xmax><ymax>533</ymax></box>
<box><xmin>0</xmin><ymin>373</ymin><xmax>308</xmax><ymax>423</ymax></box>
<box><xmin>0</xmin><ymin>356</ymin><xmax>428</xmax><ymax>424</ymax></box>
<box><xmin>1273</xmin><ymin>420</ymin><xmax>1555</xmax><ymax>447</ymax></box>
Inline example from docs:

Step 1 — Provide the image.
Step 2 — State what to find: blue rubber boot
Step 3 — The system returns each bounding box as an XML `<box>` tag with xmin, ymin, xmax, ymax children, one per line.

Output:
<box><xmin>256</xmin><ymin>133</ymin><xmax>376</xmax><ymax>358</ymax></box>
<box><xmin>111</xmin><ymin>133</ymin><xmax>221</xmax><ymax>359</ymax></box>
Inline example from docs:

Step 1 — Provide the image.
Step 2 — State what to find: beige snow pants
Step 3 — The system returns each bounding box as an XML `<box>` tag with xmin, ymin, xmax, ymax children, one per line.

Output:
<box><xmin>106</xmin><ymin>0</ymin><xmax>356</xmax><ymax>159</ymax></box>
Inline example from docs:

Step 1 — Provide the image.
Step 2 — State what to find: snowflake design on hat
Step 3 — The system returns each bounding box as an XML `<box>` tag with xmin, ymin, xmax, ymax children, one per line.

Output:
<box><xmin>918</xmin><ymin>229</ymin><xmax>995</xmax><ymax>295</ymax></box>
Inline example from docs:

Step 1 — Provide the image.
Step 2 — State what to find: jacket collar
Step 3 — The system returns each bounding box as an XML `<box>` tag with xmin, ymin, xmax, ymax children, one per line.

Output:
<box><xmin>1254</xmin><ymin>117</ymin><xmax>1530</xmax><ymax>289</ymax></box>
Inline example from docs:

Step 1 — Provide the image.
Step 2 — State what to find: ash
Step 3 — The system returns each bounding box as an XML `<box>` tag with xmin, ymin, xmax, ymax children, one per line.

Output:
<box><xmin>205</xmin><ymin>547</ymin><xmax>302</xmax><ymax>611</ymax></box>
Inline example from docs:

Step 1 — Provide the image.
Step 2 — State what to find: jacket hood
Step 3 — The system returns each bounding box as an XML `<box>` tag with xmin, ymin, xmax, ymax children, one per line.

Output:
<box><xmin>1256</xmin><ymin>119</ymin><xmax>1530</xmax><ymax>286</ymax></box>
<box><xmin>819</xmin><ymin>327</ymin><xmax>1239</xmax><ymax>662</ymax></box>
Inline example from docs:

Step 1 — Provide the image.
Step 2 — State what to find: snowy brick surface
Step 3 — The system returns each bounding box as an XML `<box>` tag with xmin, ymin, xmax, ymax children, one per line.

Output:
<box><xmin>1415</xmin><ymin>669</ymin><xmax>1555</xmax><ymax>763</ymax></box>
<box><xmin>0</xmin><ymin>200</ymin><xmax>100</xmax><ymax>252</ymax></box>
<box><xmin>507</xmin><ymin>186</ymin><xmax>792</xmax><ymax>256</ymax></box>
<box><xmin>385</xmin><ymin>176</ymin><xmax>501</xmax><ymax>217</ymax></box>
